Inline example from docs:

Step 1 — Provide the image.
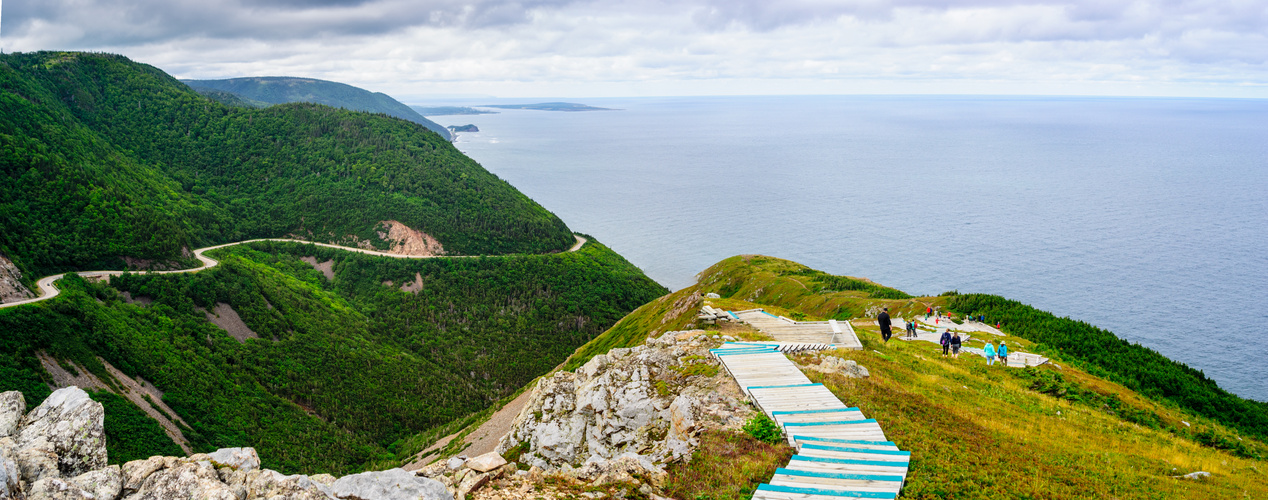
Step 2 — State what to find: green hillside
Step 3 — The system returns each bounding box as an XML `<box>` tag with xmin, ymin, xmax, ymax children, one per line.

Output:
<box><xmin>575</xmin><ymin>256</ymin><xmax>1268</xmax><ymax>499</ymax></box>
<box><xmin>184</xmin><ymin>76</ymin><xmax>452</xmax><ymax>140</ymax></box>
<box><xmin>0</xmin><ymin>239</ymin><xmax>665</xmax><ymax>474</ymax></box>
<box><xmin>0</xmin><ymin>51</ymin><xmax>667</xmax><ymax>474</ymax></box>
<box><xmin>0</xmin><ymin>51</ymin><xmax>573</xmax><ymax>279</ymax></box>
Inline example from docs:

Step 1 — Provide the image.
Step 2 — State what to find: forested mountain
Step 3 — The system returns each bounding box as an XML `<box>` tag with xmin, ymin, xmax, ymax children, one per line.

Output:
<box><xmin>0</xmin><ymin>240</ymin><xmax>665</xmax><ymax>473</ymax></box>
<box><xmin>0</xmin><ymin>51</ymin><xmax>668</xmax><ymax>473</ymax></box>
<box><xmin>184</xmin><ymin>76</ymin><xmax>451</xmax><ymax>140</ymax></box>
<box><xmin>0</xmin><ymin>52</ymin><xmax>572</xmax><ymax>280</ymax></box>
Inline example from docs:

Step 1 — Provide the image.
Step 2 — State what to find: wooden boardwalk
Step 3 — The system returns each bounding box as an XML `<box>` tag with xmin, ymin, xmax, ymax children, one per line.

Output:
<box><xmin>712</xmin><ymin>343</ymin><xmax>907</xmax><ymax>500</ymax></box>
<box><xmin>733</xmin><ymin>310</ymin><xmax>863</xmax><ymax>350</ymax></box>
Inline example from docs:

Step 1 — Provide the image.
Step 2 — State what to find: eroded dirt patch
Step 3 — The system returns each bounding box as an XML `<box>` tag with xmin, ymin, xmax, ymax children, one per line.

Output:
<box><xmin>204</xmin><ymin>302</ymin><xmax>260</xmax><ymax>342</ymax></box>
<box><xmin>37</xmin><ymin>351</ymin><xmax>192</xmax><ymax>453</ymax></box>
<box><xmin>378</xmin><ymin>220</ymin><xmax>445</xmax><ymax>256</ymax></box>
<box><xmin>301</xmin><ymin>256</ymin><xmax>335</xmax><ymax>280</ymax></box>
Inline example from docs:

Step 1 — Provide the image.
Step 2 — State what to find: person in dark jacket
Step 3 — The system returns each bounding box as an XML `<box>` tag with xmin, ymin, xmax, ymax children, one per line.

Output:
<box><xmin>951</xmin><ymin>333</ymin><xmax>962</xmax><ymax>359</ymax></box>
<box><xmin>878</xmin><ymin>308</ymin><xmax>892</xmax><ymax>343</ymax></box>
<box><xmin>940</xmin><ymin>330</ymin><xmax>952</xmax><ymax>357</ymax></box>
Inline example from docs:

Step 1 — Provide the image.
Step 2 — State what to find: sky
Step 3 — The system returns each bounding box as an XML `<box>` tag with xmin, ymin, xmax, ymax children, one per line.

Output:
<box><xmin>3</xmin><ymin>0</ymin><xmax>1266</xmax><ymax>100</ymax></box>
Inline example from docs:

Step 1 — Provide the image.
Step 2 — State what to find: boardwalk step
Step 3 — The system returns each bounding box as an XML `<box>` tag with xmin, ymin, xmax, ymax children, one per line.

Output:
<box><xmin>787</xmin><ymin>455</ymin><xmax>910</xmax><ymax>474</ymax></box>
<box><xmin>752</xmin><ymin>483</ymin><xmax>898</xmax><ymax>499</ymax></box>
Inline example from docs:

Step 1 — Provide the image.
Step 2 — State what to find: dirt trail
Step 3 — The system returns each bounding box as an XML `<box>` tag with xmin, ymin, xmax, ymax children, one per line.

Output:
<box><xmin>0</xmin><ymin>235</ymin><xmax>587</xmax><ymax>310</ymax></box>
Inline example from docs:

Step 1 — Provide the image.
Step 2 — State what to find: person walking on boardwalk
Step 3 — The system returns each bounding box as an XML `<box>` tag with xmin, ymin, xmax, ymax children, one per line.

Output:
<box><xmin>950</xmin><ymin>332</ymin><xmax>962</xmax><ymax>359</ymax></box>
<box><xmin>998</xmin><ymin>341</ymin><xmax>1009</xmax><ymax>366</ymax></box>
<box><xmin>983</xmin><ymin>341</ymin><xmax>997</xmax><ymax>366</ymax></box>
<box><xmin>940</xmin><ymin>330</ymin><xmax>952</xmax><ymax>357</ymax></box>
<box><xmin>878</xmin><ymin>307</ymin><xmax>893</xmax><ymax>343</ymax></box>
<box><xmin>926</xmin><ymin>306</ymin><xmax>933</xmax><ymax>320</ymax></box>
<box><xmin>906</xmin><ymin>320</ymin><xmax>916</xmax><ymax>339</ymax></box>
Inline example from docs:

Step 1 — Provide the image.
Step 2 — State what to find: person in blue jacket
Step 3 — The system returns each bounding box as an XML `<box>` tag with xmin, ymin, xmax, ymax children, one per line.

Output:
<box><xmin>950</xmin><ymin>332</ymin><xmax>962</xmax><ymax>359</ymax></box>
<box><xmin>940</xmin><ymin>330</ymin><xmax>952</xmax><ymax>357</ymax></box>
<box><xmin>983</xmin><ymin>341</ymin><xmax>997</xmax><ymax>366</ymax></box>
<box><xmin>998</xmin><ymin>341</ymin><xmax>1009</xmax><ymax>366</ymax></box>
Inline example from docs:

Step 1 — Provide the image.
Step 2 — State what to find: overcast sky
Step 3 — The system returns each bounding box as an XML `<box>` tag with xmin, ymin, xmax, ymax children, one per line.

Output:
<box><xmin>3</xmin><ymin>0</ymin><xmax>1266</xmax><ymax>100</ymax></box>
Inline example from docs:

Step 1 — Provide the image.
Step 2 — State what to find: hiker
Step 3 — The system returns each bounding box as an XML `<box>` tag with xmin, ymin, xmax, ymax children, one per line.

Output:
<box><xmin>907</xmin><ymin>320</ymin><xmax>917</xmax><ymax>339</ymax></box>
<box><xmin>951</xmin><ymin>332</ymin><xmax>962</xmax><ymax>359</ymax></box>
<box><xmin>983</xmin><ymin>341</ymin><xmax>997</xmax><ymax>366</ymax></box>
<box><xmin>998</xmin><ymin>341</ymin><xmax>1009</xmax><ymax>366</ymax></box>
<box><xmin>878</xmin><ymin>307</ymin><xmax>893</xmax><ymax>343</ymax></box>
<box><xmin>940</xmin><ymin>330</ymin><xmax>952</xmax><ymax>357</ymax></box>
<box><xmin>926</xmin><ymin>306</ymin><xmax>933</xmax><ymax>319</ymax></box>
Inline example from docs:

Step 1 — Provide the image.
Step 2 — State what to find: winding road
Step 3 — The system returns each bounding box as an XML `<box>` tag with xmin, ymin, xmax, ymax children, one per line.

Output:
<box><xmin>0</xmin><ymin>235</ymin><xmax>587</xmax><ymax>310</ymax></box>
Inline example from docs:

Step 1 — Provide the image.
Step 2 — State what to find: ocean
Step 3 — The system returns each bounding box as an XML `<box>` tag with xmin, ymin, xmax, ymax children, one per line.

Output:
<box><xmin>424</xmin><ymin>95</ymin><xmax>1268</xmax><ymax>403</ymax></box>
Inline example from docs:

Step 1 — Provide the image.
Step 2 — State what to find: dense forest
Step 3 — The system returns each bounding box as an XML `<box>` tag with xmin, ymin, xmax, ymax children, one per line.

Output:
<box><xmin>0</xmin><ymin>240</ymin><xmax>665</xmax><ymax>474</ymax></box>
<box><xmin>184</xmin><ymin>76</ymin><xmax>452</xmax><ymax>139</ymax></box>
<box><xmin>0</xmin><ymin>51</ymin><xmax>574</xmax><ymax>280</ymax></box>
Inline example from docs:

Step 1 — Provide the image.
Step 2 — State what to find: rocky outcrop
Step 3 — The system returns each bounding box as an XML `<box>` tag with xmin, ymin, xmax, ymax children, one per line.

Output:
<box><xmin>15</xmin><ymin>388</ymin><xmax>107</xmax><ymax>479</ymax></box>
<box><xmin>495</xmin><ymin>330</ymin><xmax>753</xmax><ymax>484</ymax></box>
<box><xmin>799</xmin><ymin>354</ymin><xmax>870</xmax><ymax>378</ymax></box>
<box><xmin>330</xmin><ymin>468</ymin><xmax>450</xmax><ymax>500</ymax></box>
<box><xmin>0</xmin><ymin>388</ymin><xmax>454</xmax><ymax>500</ymax></box>
<box><xmin>0</xmin><ymin>254</ymin><xmax>34</xmax><ymax>304</ymax></box>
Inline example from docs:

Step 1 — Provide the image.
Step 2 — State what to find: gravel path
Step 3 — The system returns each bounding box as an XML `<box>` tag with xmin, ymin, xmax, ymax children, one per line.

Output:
<box><xmin>0</xmin><ymin>235</ymin><xmax>587</xmax><ymax>310</ymax></box>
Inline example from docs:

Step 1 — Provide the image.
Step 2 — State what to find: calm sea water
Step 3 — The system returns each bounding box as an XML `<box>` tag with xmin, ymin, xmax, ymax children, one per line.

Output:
<box><xmin>425</xmin><ymin>95</ymin><xmax>1268</xmax><ymax>402</ymax></box>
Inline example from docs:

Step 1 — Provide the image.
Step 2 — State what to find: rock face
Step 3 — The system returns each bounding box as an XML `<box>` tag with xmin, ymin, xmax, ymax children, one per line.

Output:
<box><xmin>496</xmin><ymin>331</ymin><xmax>752</xmax><ymax>483</ymax></box>
<box><xmin>329</xmin><ymin>468</ymin><xmax>451</xmax><ymax>500</ymax></box>
<box><xmin>0</xmin><ymin>254</ymin><xmax>34</xmax><ymax>304</ymax></box>
<box><xmin>15</xmin><ymin>387</ymin><xmax>107</xmax><ymax>478</ymax></box>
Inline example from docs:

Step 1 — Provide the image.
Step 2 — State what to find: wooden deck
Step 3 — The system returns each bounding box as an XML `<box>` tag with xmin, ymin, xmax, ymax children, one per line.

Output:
<box><xmin>732</xmin><ymin>310</ymin><xmax>863</xmax><ymax>350</ymax></box>
<box><xmin>712</xmin><ymin>343</ymin><xmax>908</xmax><ymax>500</ymax></box>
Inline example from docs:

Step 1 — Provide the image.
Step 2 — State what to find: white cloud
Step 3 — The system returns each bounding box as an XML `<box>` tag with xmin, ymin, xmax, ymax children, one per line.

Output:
<box><xmin>3</xmin><ymin>0</ymin><xmax>1265</xmax><ymax>97</ymax></box>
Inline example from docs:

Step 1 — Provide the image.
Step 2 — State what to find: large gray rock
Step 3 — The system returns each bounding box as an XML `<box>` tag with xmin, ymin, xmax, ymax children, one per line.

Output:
<box><xmin>330</xmin><ymin>468</ymin><xmax>451</xmax><ymax>500</ymax></box>
<box><xmin>464</xmin><ymin>453</ymin><xmax>505</xmax><ymax>473</ymax></box>
<box><xmin>123</xmin><ymin>460</ymin><xmax>241</xmax><ymax>500</ymax></box>
<box><xmin>14</xmin><ymin>448</ymin><xmax>60</xmax><ymax>485</ymax></box>
<box><xmin>15</xmin><ymin>387</ymin><xmax>106</xmax><ymax>477</ymax></box>
<box><xmin>222</xmin><ymin>467</ymin><xmax>334</xmax><ymax>500</ymax></box>
<box><xmin>27</xmin><ymin>477</ymin><xmax>92</xmax><ymax>499</ymax></box>
<box><xmin>68</xmin><ymin>465</ymin><xmax>122</xmax><ymax>500</ymax></box>
<box><xmin>0</xmin><ymin>392</ymin><xmax>23</xmax><ymax>438</ymax></box>
<box><xmin>208</xmin><ymin>447</ymin><xmax>260</xmax><ymax>472</ymax></box>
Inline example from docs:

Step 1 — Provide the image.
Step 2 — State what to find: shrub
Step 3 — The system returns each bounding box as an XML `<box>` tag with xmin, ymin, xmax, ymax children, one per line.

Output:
<box><xmin>742</xmin><ymin>414</ymin><xmax>783</xmax><ymax>444</ymax></box>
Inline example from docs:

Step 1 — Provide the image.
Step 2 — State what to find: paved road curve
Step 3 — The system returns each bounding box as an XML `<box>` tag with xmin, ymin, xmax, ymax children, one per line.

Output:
<box><xmin>1</xmin><ymin>235</ymin><xmax>587</xmax><ymax>310</ymax></box>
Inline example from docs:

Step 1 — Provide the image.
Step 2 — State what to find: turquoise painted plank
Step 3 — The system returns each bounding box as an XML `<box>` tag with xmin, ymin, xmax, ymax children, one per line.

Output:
<box><xmin>775</xmin><ymin>468</ymin><xmax>904</xmax><ymax>482</ymax></box>
<box><xmin>784</xmin><ymin>419</ymin><xmax>877</xmax><ymax>427</ymax></box>
<box><xmin>802</xmin><ymin>443</ymin><xmax>911</xmax><ymax>456</ymax></box>
<box><xmin>749</xmin><ymin>383</ymin><xmax>823</xmax><ymax>390</ymax></box>
<box><xmin>756</xmin><ymin>484</ymin><xmax>897</xmax><ymax>499</ymax></box>
<box><xmin>792</xmin><ymin>436</ymin><xmax>895</xmax><ymax>447</ymax></box>
<box><xmin>711</xmin><ymin>349</ymin><xmax>779</xmax><ymax>356</ymax></box>
<box><xmin>773</xmin><ymin>408</ymin><xmax>861</xmax><ymax>415</ymax></box>
<box><xmin>789</xmin><ymin>455</ymin><xmax>909</xmax><ymax>467</ymax></box>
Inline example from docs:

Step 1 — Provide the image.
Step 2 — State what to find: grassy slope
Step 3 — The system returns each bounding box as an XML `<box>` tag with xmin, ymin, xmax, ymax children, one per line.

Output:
<box><xmin>577</xmin><ymin>254</ymin><xmax>1267</xmax><ymax>498</ymax></box>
